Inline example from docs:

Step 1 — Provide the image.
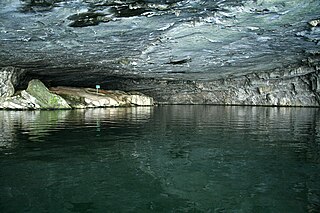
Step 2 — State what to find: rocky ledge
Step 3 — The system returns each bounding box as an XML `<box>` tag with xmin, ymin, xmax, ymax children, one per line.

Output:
<box><xmin>0</xmin><ymin>79</ymin><xmax>154</xmax><ymax>110</ymax></box>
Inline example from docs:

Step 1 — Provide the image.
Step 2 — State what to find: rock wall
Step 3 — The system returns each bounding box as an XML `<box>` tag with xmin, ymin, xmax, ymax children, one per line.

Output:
<box><xmin>0</xmin><ymin>64</ymin><xmax>319</xmax><ymax>108</ymax></box>
<box><xmin>0</xmin><ymin>67</ymin><xmax>25</xmax><ymax>97</ymax></box>
<box><xmin>107</xmin><ymin>65</ymin><xmax>320</xmax><ymax>107</ymax></box>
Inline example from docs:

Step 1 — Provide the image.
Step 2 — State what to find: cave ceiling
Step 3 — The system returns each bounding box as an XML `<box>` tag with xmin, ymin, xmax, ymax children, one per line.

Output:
<box><xmin>0</xmin><ymin>0</ymin><xmax>319</xmax><ymax>87</ymax></box>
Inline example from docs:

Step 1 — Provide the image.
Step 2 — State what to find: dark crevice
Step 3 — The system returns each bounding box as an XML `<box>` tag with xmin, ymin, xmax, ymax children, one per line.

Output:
<box><xmin>19</xmin><ymin>0</ymin><xmax>65</xmax><ymax>12</ymax></box>
<box><xmin>68</xmin><ymin>12</ymin><xmax>110</xmax><ymax>27</ymax></box>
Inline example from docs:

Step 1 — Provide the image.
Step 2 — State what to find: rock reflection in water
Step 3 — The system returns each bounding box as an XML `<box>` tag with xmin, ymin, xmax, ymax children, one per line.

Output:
<box><xmin>0</xmin><ymin>107</ymin><xmax>153</xmax><ymax>144</ymax></box>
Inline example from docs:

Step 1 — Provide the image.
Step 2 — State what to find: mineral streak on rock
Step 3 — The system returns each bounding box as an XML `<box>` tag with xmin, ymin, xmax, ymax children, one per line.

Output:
<box><xmin>0</xmin><ymin>0</ymin><xmax>320</xmax><ymax>106</ymax></box>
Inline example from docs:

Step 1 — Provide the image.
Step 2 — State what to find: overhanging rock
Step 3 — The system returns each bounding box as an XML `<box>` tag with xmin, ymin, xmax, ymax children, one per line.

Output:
<box><xmin>0</xmin><ymin>0</ymin><xmax>320</xmax><ymax>106</ymax></box>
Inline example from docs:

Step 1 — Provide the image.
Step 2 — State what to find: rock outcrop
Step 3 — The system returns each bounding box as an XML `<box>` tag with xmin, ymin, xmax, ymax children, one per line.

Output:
<box><xmin>0</xmin><ymin>79</ymin><xmax>72</xmax><ymax>110</ymax></box>
<box><xmin>0</xmin><ymin>79</ymin><xmax>154</xmax><ymax>110</ymax></box>
<box><xmin>0</xmin><ymin>67</ymin><xmax>25</xmax><ymax>98</ymax></box>
<box><xmin>24</xmin><ymin>79</ymin><xmax>72</xmax><ymax>109</ymax></box>
<box><xmin>50</xmin><ymin>86</ymin><xmax>154</xmax><ymax>108</ymax></box>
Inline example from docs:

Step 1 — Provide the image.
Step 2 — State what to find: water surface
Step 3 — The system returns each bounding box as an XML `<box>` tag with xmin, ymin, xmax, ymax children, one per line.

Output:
<box><xmin>0</xmin><ymin>106</ymin><xmax>320</xmax><ymax>212</ymax></box>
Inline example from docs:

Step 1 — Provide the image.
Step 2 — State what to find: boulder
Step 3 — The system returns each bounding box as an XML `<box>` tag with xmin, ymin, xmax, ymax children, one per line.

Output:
<box><xmin>0</xmin><ymin>95</ymin><xmax>39</xmax><ymax>110</ymax></box>
<box><xmin>25</xmin><ymin>80</ymin><xmax>71</xmax><ymax>109</ymax></box>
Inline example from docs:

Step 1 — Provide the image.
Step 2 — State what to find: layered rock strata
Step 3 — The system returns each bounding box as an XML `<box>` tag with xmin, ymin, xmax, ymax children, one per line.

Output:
<box><xmin>50</xmin><ymin>86</ymin><xmax>154</xmax><ymax>108</ymax></box>
<box><xmin>0</xmin><ymin>1</ymin><xmax>320</xmax><ymax>107</ymax></box>
<box><xmin>106</xmin><ymin>64</ymin><xmax>320</xmax><ymax>107</ymax></box>
<box><xmin>0</xmin><ymin>79</ymin><xmax>154</xmax><ymax>110</ymax></box>
<box><xmin>1</xmin><ymin>62</ymin><xmax>320</xmax><ymax>108</ymax></box>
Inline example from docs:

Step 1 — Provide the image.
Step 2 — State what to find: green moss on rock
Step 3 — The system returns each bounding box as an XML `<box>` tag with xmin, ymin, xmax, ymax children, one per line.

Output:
<box><xmin>26</xmin><ymin>79</ymin><xmax>71</xmax><ymax>109</ymax></box>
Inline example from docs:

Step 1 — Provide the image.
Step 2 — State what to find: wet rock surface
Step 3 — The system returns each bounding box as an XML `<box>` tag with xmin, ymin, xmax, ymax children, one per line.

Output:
<box><xmin>0</xmin><ymin>0</ymin><xmax>320</xmax><ymax>105</ymax></box>
<box><xmin>0</xmin><ymin>79</ymin><xmax>154</xmax><ymax>109</ymax></box>
<box><xmin>50</xmin><ymin>86</ymin><xmax>154</xmax><ymax>108</ymax></box>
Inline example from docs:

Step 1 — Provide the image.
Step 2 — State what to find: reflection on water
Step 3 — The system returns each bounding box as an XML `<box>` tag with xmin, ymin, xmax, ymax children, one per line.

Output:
<box><xmin>0</xmin><ymin>106</ymin><xmax>320</xmax><ymax>212</ymax></box>
<box><xmin>0</xmin><ymin>107</ymin><xmax>153</xmax><ymax>144</ymax></box>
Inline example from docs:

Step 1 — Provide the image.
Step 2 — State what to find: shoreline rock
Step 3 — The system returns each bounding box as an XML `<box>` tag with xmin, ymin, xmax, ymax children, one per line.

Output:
<box><xmin>0</xmin><ymin>79</ymin><xmax>154</xmax><ymax>110</ymax></box>
<box><xmin>0</xmin><ymin>67</ymin><xmax>25</xmax><ymax>98</ymax></box>
<box><xmin>50</xmin><ymin>86</ymin><xmax>154</xmax><ymax>108</ymax></box>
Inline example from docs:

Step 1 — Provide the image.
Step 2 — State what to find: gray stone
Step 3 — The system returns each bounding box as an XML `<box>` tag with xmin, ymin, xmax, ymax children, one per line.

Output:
<box><xmin>20</xmin><ymin>90</ymin><xmax>41</xmax><ymax>109</ymax></box>
<box><xmin>107</xmin><ymin>66</ymin><xmax>320</xmax><ymax>107</ymax></box>
<box><xmin>0</xmin><ymin>95</ymin><xmax>36</xmax><ymax>110</ymax></box>
<box><xmin>0</xmin><ymin>67</ymin><xmax>24</xmax><ymax>98</ymax></box>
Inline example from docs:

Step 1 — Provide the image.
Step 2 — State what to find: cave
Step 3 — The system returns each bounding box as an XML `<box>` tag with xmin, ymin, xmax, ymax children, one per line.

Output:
<box><xmin>0</xmin><ymin>0</ymin><xmax>320</xmax><ymax>105</ymax></box>
<box><xmin>2</xmin><ymin>1</ymin><xmax>320</xmax><ymax>211</ymax></box>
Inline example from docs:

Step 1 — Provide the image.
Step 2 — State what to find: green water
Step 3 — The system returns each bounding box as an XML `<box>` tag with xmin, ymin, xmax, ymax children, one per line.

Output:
<box><xmin>0</xmin><ymin>106</ymin><xmax>320</xmax><ymax>212</ymax></box>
